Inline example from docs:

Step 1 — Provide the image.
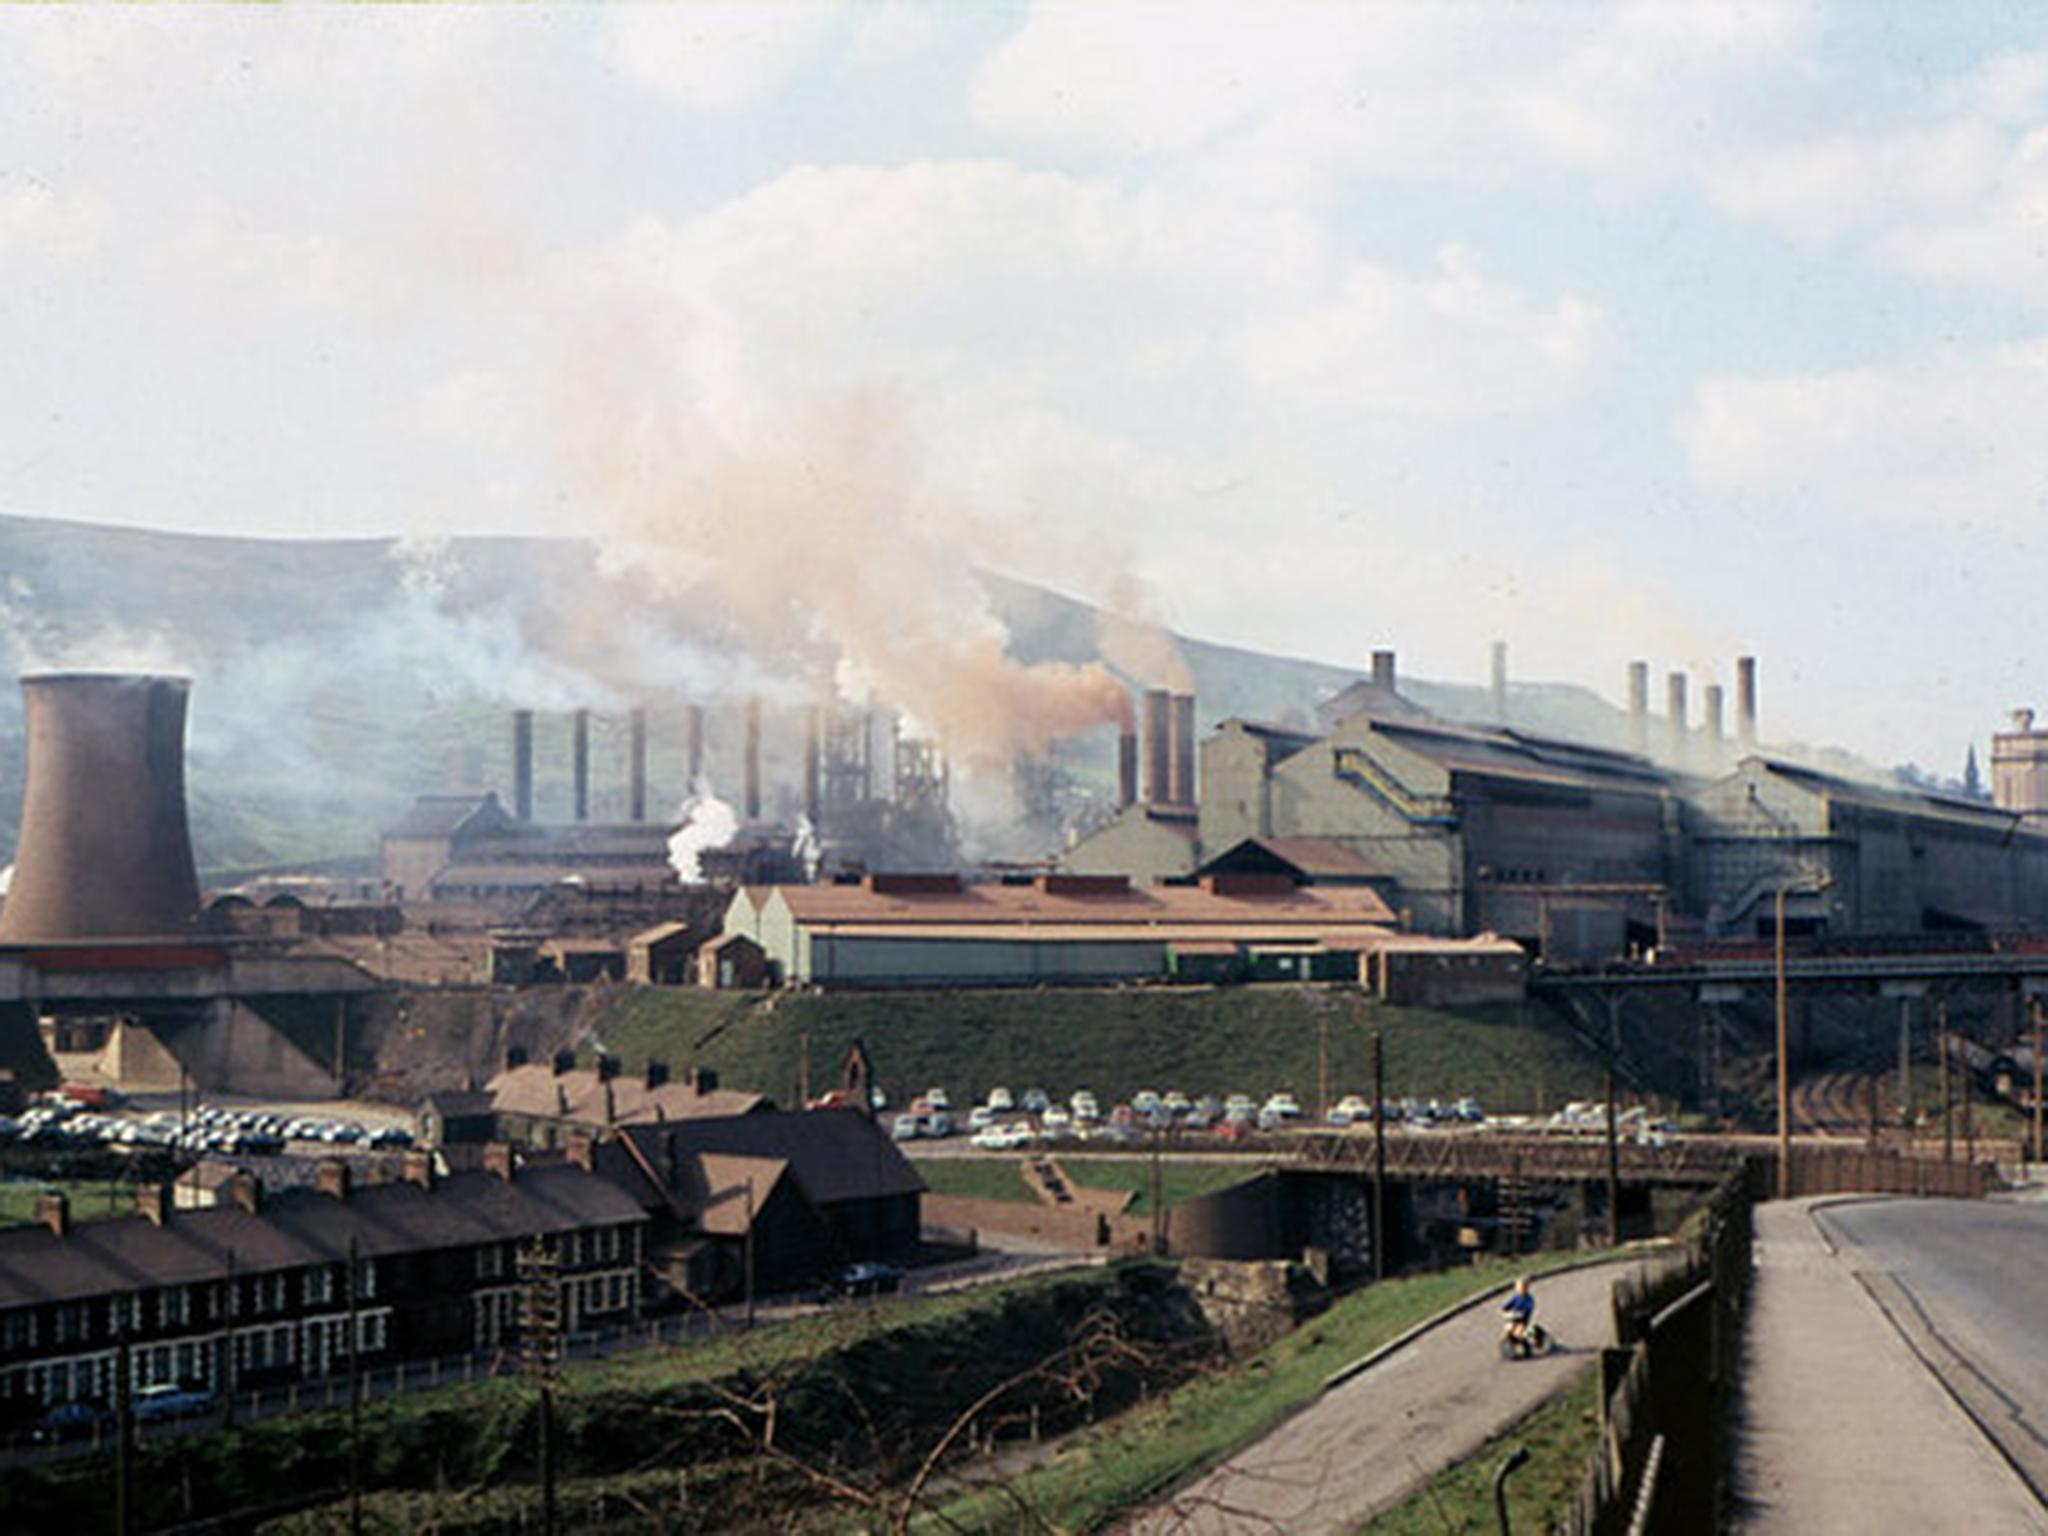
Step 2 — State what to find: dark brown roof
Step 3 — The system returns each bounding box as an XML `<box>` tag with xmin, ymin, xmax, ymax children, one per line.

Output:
<box><xmin>386</xmin><ymin>794</ymin><xmax>511</xmax><ymax>840</ymax></box>
<box><xmin>0</xmin><ymin>1165</ymin><xmax>646</xmax><ymax>1310</ymax></box>
<box><xmin>611</xmin><ymin>1108</ymin><xmax>925</xmax><ymax>1211</ymax></box>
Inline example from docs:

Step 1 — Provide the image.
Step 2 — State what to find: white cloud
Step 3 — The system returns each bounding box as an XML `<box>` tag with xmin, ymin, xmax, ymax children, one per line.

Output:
<box><xmin>972</xmin><ymin>0</ymin><xmax>1816</xmax><ymax>185</ymax></box>
<box><xmin>1681</xmin><ymin>339</ymin><xmax>2048</xmax><ymax>526</ymax></box>
<box><xmin>594</xmin><ymin>5</ymin><xmax>843</xmax><ymax>112</ymax></box>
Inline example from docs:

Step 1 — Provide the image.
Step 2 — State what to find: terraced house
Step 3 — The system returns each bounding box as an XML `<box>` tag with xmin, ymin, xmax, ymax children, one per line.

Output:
<box><xmin>0</xmin><ymin>1149</ymin><xmax>647</xmax><ymax>1415</ymax></box>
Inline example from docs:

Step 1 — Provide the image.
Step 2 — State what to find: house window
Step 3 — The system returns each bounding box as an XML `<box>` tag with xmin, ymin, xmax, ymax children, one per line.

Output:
<box><xmin>161</xmin><ymin>1287</ymin><xmax>190</xmax><ymax>1329</ymax></box>
<box><xmin>304</xmin><ymin>1267</ymin><xmax>334</xmax><ymax>1307</ymax></box>
<box><xmin>477</xmin><ymin>1244</ymin><xmax>504</xmax><ymax>1282</ymax></box>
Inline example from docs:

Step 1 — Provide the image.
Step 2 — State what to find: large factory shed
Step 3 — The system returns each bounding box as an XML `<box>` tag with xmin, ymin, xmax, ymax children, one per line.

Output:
<box><xmin>722</xmin><ymin>872</ymin><xmax>1397</xmax><ymax>989</ymax></box>
<box><xmin>379</xmin><ymin>791</ymin><xmax>681</xmax><ymax>907</ymax></box>
<box><xmin>1189</xmin><ymin>712</ymin><xmax>1680</xmax><ymax>955</ymax></box>
<box><xmin>1688</xmin><ymin>757</ymin><xmax>2048</xmax><ymax>936</ymax></box>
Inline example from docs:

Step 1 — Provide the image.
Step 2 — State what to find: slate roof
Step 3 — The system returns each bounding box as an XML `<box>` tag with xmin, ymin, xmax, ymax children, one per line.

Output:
<box><xmin>610</xmin><ymin>1108</ymin><xmax>925</xmax><ymax>1212</ymax></box>
<box><xmin>0</xmin><ymin>1165</ymin><xmax>646</xmax><ymax>1310</ymax></box>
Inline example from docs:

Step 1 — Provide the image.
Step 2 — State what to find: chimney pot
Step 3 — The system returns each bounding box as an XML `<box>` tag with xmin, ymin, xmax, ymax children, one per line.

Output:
<box><xmin>596</xmin><ymin>1052</ymin><xmax>621</xmax><ymax>1082</ymax></box>
<box><xmin>552</xmin><ymin>1048</ymin><xmax>576</xmax><ymax>1076</ymax></box>
<box><xmin>401</xmin><ymin>1150</ymin><xmax>436</xmax><ymax>1191</ymax></box>
<box><xmin>645</xmin><ymin>1058</ymin><xmax>670</xmax><ymax>1090</ymax></box>
<box><xmin>692</xmin><ymin>1067</ymin><xmax>720</xmax><ymax>1097</ymax></box>
<box><xmin>2014</xmin><ymin>708</ymin><xmax>2037</xmax><ymax>734</ymax></box>
<box><xmin>315</xmin><ymin>1160</ymin><xmax>352</xmax><ymax>1202</ymax></box>
<box><xmin>36</xmin><ymin>1190</ymin><xmax>70</xmax><ymax>1237</ymax></box>
<box><xmin>505</xmin><ymin>1044</ymin><xmax>529</xmax><ymax>1073</ymax></box>
<box><xmin>136</xmin><ymin>1182</ymin><xmax>170</xmax><ymax>1226</ymax></box>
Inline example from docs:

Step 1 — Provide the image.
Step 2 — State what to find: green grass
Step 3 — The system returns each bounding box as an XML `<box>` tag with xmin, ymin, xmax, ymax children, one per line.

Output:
<box><xmin>0</xmin><ymin>1178</ymin><xmax>134</xmax><ymax>1228</ymax></box>
<box><xmin>1359</xmin><ymin>1365</ymin><xmax>1601</xmax><ymax>1534</ymax></box>
<box><xmin>922</xmin><ymin>1251</ymin><xmax>1587</xmax><ymax>1534</ymax></box>
<box><xmin>1060</xmin><ymin>1157</ymin><xmax>1261</xmax><ymax>1215</ymax></box>
<box><xmin>594</xmin><ymin>987</ymin><xmax>1610</xmax><ymax>1120</ymax></box>
<box><xmin>910</xmin><ymin>1157</ymin><xmax>1036</xmax><ymax>1204</ymax></box>
<box><xmin>911</xmin><ymin>1156</ymin><xmax>1261</xmax><ymax>1214</ymax></box>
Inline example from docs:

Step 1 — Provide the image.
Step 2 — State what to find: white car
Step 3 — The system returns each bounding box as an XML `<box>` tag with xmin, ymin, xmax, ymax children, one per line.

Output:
<box><xmin>923</xmin><ymin>1087</ymin><xmax>951</xmax><ymax>1110</ymax></box>
<box><xmin>972</xmin><ymin>1124</ymin><xmax>1013</xmax><ymax>1150</ymax></box>
<box><xmin>1131</xmin><ymin>1090</ymin><xmax>1162</xmax><ymax>1114</ymax></box>
<box><xmin>986</xmin><ymin>1086</ymin><xmax>1015</xmax><ymax>1112</ymax></box>
<box><xmin>1070</xmin><ymin>1091</ymin><xmax>1101</xmax><ymax>1121</ymax></box>
<box><xmin>1263</xmin><ymin>1092</ymin><xmax>1302</xmax><ymax>1119</ymax></box>
<box><xmin>1041</xmin><ymin>1106</ymin><xmax>1072</xmax><ymax>1132</ymax></box>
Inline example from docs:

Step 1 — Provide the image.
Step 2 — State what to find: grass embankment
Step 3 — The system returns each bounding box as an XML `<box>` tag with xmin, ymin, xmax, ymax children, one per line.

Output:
<box><xmin>1359</xmin><ymin>1367</ymin><xmax>1601</xmax><ymax>1534</ymax></box>
<box><xmin>925</xmin><ymin>1251</ymin><xmax>1580</xmax><ymax>1535</ymax></box>
<box><xmin>0</xmin><ymin>1178</ymin><xmax>133</xmax><ymax>1228</ymax></box>
<box><xmin>4</xmin><ymin>1264</ymin><xmax>1203</xmax><ymax>1536</ymax></box>
<box><xmin>595</xmin><ymin>987</ymin><xmax>1610</xmax><ymax>1118</ymax></box>
<box><xmin>912</xmin><ymin>1156</ymin><xmax>1255</xmax><ymax>1214</ymax></box>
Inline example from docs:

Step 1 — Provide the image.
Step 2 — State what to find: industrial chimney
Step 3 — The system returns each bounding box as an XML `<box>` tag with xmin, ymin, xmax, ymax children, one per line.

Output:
<box><xmin>628</xmin><ymin>707</ymin><xmax>647</xmax><ymax>822</ymax></box>
<box><xmin>1627</xmin><ymin>662</ymin><xmax>1649</xmax><ymax>756</ymax></box>
<box><xmin>512</xmin><ymin>709</ymin><xmax>534</xmax><ymax>821</ymax></box>
<box><xmin>572</xmin><ymin>708</ymin><xmax>591</xmax><ymax>822</ymax></box>
<box><xmin>1143</xmin><ymin>689</ymin><xmax>1172</xmax><ymax>804</ymax></box>
<box><xmin>1704</xmin><ymin>683</ymin><xmax>1725</xmax><ymax>753</ymax></box>
<box><xmin>1736</xmin><ymin>656</ymin><xmax>1758</xmax><ymax>748</ymax></box>
<box><xmin>744</xmin><ymin>697</ymin><xmax>762</xmax><ymax>822</ymax></box>
<box><xmin>0</xmin><ymin>674</ymin><xmax>201</xmax><ymax>942</ymax></box>
<box><xmin>686</xmin><ymin>703</ymin><xmax>705</xmax><ymax>788</ymax></box>
<box><xmin>1667</xmin><ymin>672</ymin><xmax>1688</xmax><ymax>762</ymax></box>
<box><xmin>1490</xmin><ymin>641</ymin><xmax>1508</xmax><ymax>724</ymax></box>
<box><xmin>1371</xmin><ymin>650</ymin><xmax>1397</xmax><ymax>693</ymax></box>
<box><xmin>1117</xmin><ymin>716</ymin><xmax>1139</xmax><ymax>810</ymax></box>
<box><xmin>1168</xmin><ymin>694</ymin><xmax>1197</xmax><ymax>805</ymax></box>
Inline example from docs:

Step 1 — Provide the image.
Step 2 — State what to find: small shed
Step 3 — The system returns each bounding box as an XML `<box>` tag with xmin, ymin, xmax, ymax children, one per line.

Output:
<box><xmin>627</xmin><ymin>921</ymin><xmax>702</xmax><ymax>986</ymax></box>
<box><xmin>698</xmin><ymin>933</ymin><xmax>768</xmax><ymax>990</ymax></box>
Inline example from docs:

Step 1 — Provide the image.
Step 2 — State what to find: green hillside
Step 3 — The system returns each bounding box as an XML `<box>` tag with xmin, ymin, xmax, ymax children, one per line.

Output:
<box><xmin>590</xmin><ymin>985</ymin><xmax>1611</xmax><ymax>1116</ymax></box>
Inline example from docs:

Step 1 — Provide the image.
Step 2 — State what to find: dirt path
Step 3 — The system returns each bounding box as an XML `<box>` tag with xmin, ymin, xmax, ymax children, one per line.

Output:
<box><xmin>1125</xmin><ymin>1257</ymin><xmax>1647</xmax><ymax>1536</ymax></box>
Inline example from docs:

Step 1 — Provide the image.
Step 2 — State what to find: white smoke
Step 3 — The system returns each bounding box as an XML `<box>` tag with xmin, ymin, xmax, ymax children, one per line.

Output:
<box><xmin>790</xmin><ymin>813</ymin><xmax>822</xmax><ymax>882</ymax></box>
<box><xmin>666</xmin><ymin>781</ymin><xmax>738</xmax><ymax>883</ymax></box>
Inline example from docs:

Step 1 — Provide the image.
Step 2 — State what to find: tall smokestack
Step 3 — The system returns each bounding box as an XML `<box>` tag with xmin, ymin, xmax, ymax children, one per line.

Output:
<box><xmin>804</xmin><ymin>706</ymin><xmax>822</xmax><ymax>826</ymax></box>
<box><xmin>1737</xmin><ymin>656</ymin><xmax>1758</xmax><ymax>748</ymax></box>
<box><xmin>1143</xmin><ymin>689</ymin><xmax>1172</xmax><ymax>805</ymax></box>
<box><xmin>628</xmin><ymin>707</ymin><xmax>647</xmax><ymax>822</ymax></box>
<box><xmin>1627</xmin><ymin>662</ymin><xmax>1649</xmax><ymax>755</ymax></box>
<box><xmin>572</xmin><ymin>708</ymin><xmax>590</xmax><ymax>822</ymax></box>
<box><xmin>1170</xmin><ymin>693</ymin><xmax>1197</xmax><ymax>806</ymax></box>
<box><xmin>1117</xmin><ymin>720</ymin><xmax>1139</xmax><ymax>810</ymax></box>
<box><xmin>0</xmin><ymin>674</ymin><xmax>201</xmax><ymax>942</ymax></box>
<box><xmin>1704</xmin><ymin>684</ymin><xmax>1725</xmax><ymax>751</ymax></box>
<box><xmin>513</xmin><ymin>709</ymin><xmax>534</xmax><ymax>821</ymax></box>
<box><xmin>744</xmin><ymin>698</ymin><xmax>762</xmax><ymax>822</ymax></box>
<box><xmin>1667</xmin><ymin>672</ymin><xmax>1688</xmax><ymax>762</ymax></box>
<box><xmin>687</xmin><ymin>704</ymin><xmax>705</xmax><ymax>787</ymax></box>
<box><xmin>1490</xmin><ymin>641</ymin><xmax>1508</xmax><ymax>723</ymax></box>
<box><xmin>1371</xmin><ymin>649</ymin><xmax>1397</xmax><ymax>693</ymax></box>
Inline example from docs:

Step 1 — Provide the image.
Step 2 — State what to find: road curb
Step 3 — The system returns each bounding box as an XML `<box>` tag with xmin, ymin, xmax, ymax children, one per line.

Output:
<box><xmin>1319</xmin><ymin>1239</ymin><xmax>1673</xmax><ymax>1394</ymax></box>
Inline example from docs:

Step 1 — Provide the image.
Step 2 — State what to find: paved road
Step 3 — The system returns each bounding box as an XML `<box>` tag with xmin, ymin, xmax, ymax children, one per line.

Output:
<box><xmin>1734</xmin><ymin>1198</ymin><xmax>2048</xmax><ymax>1534</ymax></box>
<box><xmin>1128</xmin><ymin>1258</ymin><xmax>1646</xmax><ymax>1536</ymax></box>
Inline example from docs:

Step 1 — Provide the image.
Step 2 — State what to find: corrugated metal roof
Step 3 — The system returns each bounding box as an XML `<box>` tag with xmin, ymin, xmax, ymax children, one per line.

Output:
<box><xmin>773</xmin><ymin>879</ymin><xmax>1393</xmax><ymax>928</ymax></box>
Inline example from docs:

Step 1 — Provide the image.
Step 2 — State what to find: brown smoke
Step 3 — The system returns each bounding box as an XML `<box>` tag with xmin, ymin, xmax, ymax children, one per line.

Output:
<box><xmin>552</xmin><ymin>369</ymin><xmax>1128</xmax><ymax>773</ymax></box>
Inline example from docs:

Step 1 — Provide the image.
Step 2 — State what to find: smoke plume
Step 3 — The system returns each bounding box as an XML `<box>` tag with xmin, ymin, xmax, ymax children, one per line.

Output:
<box><xmin>666</xmin><ymin>782</ymin><xmax>739</xmax><ymax>883</ymax></box>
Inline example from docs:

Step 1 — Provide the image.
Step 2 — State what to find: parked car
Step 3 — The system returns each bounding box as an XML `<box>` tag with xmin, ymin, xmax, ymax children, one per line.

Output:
<box><xmin>1020</xmin><ymin>1088</ymin><xmax>1051</xmax><ymax>1114</ymax></box>
<box><xmin>923</xmin><ymin>1087</ymin><xmax>950</xmax><ymax>1110</ymax></box>
<box><xmin>969</xmin><ymin>1105</ymin><xmax>999</xmax><ymax>1131</ymax></box>
<box><xmin>33</xmin><ymin>1399</ymin><xmax>108</xmax><ymax>1442</ymax></box>
<box><xmin>890</xmin><ymin>1114</ymin><xmax>923</xmax><ymax>1141</ymax></box>
<box><xmin>133</xmin><ymin>1383</ymin><xmax>214</xmax><ymax>1423</ymax></box>
<box><xmin>831</xmin><ymin>1261</ymin><xmax>904</xmax><ymax>1299</ymax></box>
<box><xmin>986</xmin><ymin>1086</ymin><xmax>1015</xmax><ymax>1111</ymax></box>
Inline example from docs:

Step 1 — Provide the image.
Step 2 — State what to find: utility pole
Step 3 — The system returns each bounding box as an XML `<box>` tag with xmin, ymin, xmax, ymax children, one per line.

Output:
<box><xmin>1899</xmin><ymin>996</ymin><xmax>1914</xmax><ymax>1138</ymax></box>
<box><xmin>2032</xmin><ymin>996</ymin><xmax>2044</xmax><ymax>1167</ymax></box>
<box><xmin>115</xmin><ymin>1321</ymin><xmax>132</xmax><ymax>1536</ymax></box>
<box><xmin>1606</xmin><ymin>995</ymin><xmax>1622</xmax><ymax>1245</ymax></box>
<box><xmin>517</xmin><ymin>1236</ymin><xmax>562</xmax><ymax>1536</ymax></box>
<box><xmin>348</xmin><ymin>1237</ymin><xmax>363</xmax><ymax>1536</ymax></box>
<box><xmin>1372</xmin><ymin>1029</ymin><xmax>1387</xmax><ymax>1280</ymax></box>
<box><xmin>1317</xmin><ymin>1011</ymin><xmax>1329</xmax><ymax>1124</ymax></box>
<box><xmin>1149</xmin><ymin>1124</ymin><xmax>1166</xmax><ymax>1256</ymax></box>
<box><xmin>1775</xmin><ymin>885</ymin><xmax>1791</xmax><ymax>1199</ymax></box>
<box><xmin>743</xmin><ymin>1179</ymin><xmax>757</xmax><ymax>1330</ymax></box>
<box><xmin>797</xmin><ymin>1031</ymin><xmax>810</xmax><ymax>1109</ymax></box>
<box><xmin>1938</xmin><ymin>1003</ymin><xmax>1954</xmax><ymax>1167</ymax></box>
<box><xmin>1961</xmin><ymin>1017</ymin><xmax>1975</xmax><ymax>1167</ymax></box>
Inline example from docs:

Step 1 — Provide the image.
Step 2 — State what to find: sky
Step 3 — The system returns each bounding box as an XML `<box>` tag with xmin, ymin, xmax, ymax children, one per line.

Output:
<box><xmin>5</xmin><ymin>1</ymin><xmax>2048</xmax><ymax>778</ymax></box>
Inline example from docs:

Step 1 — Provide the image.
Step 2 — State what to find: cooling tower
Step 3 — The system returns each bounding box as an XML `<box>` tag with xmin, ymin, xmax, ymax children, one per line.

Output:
<box><xmin>0</xmin><ymin>673</ymin><xmax>201</xmax><ymax>942</ymax></box>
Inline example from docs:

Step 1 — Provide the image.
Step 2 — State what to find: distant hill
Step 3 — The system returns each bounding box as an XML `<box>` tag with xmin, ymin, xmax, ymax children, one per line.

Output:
<box><xmin>0</xmin><ymin>513</ymin><xmax>1634</xmax><ymax>877</ymax></box>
